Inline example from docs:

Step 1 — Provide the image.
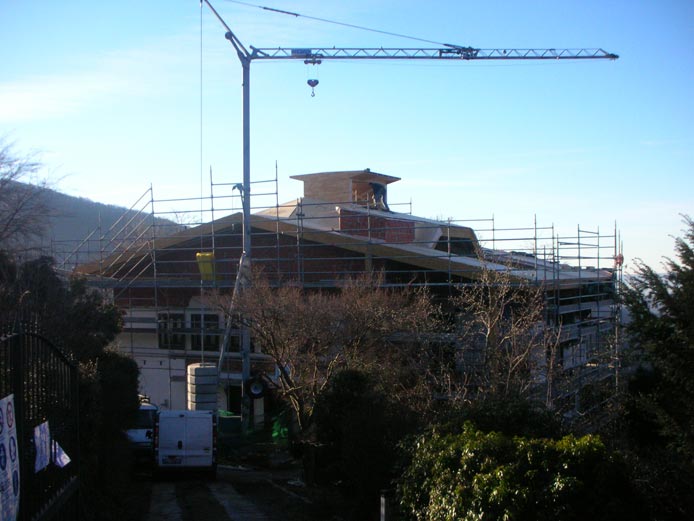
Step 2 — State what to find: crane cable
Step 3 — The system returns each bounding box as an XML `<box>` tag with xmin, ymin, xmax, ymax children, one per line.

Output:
<box><xmin>223</xmin><ymin>0</ymin><xmax>462</xmax><ymax>48</ymax></box>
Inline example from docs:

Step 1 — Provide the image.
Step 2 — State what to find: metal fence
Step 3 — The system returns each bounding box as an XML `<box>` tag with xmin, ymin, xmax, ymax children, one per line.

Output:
<box><xmin>0</xmin><ymin>322</ymin><xmax>79</xmax><ymax>521</ymax></box>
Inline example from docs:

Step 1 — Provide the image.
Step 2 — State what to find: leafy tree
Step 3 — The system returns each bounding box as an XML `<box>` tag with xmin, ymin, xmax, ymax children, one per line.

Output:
<box><xmin>622</xmin><ymin>215</ymin><xmax>694</xmax><ymax>459</ymax></box>
<box><xmin>0</xmin><ymin>255</ymin><xmax>122</xmax><ymax>361</ymax></box>
<box><xmin>617</xmin><ymin>215</ymin><xmax>694</xmax><ymax>520</ymax></box>
<box><xmin>398</xmin><ymin>423</ymin><xmax>645</xmax><ymax>521</ymax></box>
<box><xmin>1</xmin><ymin>253</ymin><xmax>138</xmax><ymax>521</ymax></box>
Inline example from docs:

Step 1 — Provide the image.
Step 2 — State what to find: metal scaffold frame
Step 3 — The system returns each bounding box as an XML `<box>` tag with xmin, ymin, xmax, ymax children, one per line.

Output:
<box><xmin>56</xmin><ymin>172</ymin><xmax>623</xmax><ymax>419</ymax></box>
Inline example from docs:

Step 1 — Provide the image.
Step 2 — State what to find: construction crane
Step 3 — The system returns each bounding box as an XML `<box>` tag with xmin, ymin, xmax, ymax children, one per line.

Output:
<box><xmin>202</xmin><ymin>0</ymin><xmax>618</xmax><ymax>264</ymax></box>
<box><xmin>201</xmin><ymin>0</ymin><xmax>618</xmax><ymax>426</ymax></box>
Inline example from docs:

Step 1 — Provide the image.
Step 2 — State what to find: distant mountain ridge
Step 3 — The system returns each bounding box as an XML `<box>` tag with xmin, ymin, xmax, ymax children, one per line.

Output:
<box><xmin>10</xmin><ymin>182</ymin><xmax>182</xmax><ymax>268</ymax></box>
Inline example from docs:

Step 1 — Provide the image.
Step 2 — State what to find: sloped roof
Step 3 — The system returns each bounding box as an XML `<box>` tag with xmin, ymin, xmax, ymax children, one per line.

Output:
<box><xmin>75</xmin><ymin>198</ymin><xmax>613</xmax><ymax>288</ymax></box>
<box><xmin>75</xmin><ymin>170</ymin><xmax>613</xmax><ymax>287</ymax></box>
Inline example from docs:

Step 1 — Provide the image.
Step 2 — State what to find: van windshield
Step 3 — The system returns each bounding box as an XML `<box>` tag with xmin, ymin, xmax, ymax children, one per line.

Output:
<box><xmin>134</xmin><ymin>409</ymin><xmax>156</xmax><ymax>429</ymax></box>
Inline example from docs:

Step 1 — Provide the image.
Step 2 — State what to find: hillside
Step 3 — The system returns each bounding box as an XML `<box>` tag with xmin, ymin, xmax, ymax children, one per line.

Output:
<box><xmin>6</xmin><ymin>182</ymin><xmax>182</xmax><ymax>268</ymax></box>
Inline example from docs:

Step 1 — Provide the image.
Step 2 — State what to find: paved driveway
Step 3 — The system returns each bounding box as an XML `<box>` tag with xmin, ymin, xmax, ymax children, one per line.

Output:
<box><xmin>142</xmin><ymin>465</ymin><xmax>332</xmax><ymax>521</ymax></box>
<box><xmin>148</xmin><ymin>478</ymin><xmax>267</xmax><ymax>521</ymax></box>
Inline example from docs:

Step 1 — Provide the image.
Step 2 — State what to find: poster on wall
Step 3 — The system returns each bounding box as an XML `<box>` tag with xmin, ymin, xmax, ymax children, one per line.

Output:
<box><xmin>0</xmin><ymin>394</ymin><xmax>20</xmax><ymax>521</ymax></box>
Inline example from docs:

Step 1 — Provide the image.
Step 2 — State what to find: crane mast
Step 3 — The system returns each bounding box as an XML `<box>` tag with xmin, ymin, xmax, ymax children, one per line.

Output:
<box><xmin>201</xmin><ymin>0</ymin><xmax>618</xmax><ymax>429</ymax></box>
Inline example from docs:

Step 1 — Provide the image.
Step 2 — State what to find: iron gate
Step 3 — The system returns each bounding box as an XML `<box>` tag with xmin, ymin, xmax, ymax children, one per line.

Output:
<box><xmin>0</xmin><ymin>322</ymin><xmax>79</xmax><ymax>521</ymax></box>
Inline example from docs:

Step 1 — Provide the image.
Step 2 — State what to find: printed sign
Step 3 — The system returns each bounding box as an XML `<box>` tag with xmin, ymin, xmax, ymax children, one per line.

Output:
<box><xmin>34</xmin><ymin>422</ymin><xmax>50</xmax><ymax>473</ymax></box>
<box><xmin>0</xmin><ymin>394</ymin><xmax>20</xmax><ymax>521</ymax></box>
<box><xmin>51</xmin><ymin>441</ymin><xmax>71</xmax><ymax>469</ymax></box>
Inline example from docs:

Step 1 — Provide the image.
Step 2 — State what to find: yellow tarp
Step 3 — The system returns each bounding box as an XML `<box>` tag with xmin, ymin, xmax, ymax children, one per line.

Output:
<box><xmin>196</xmin><ymin>252</ymin><xmax>216</xmax><ymax>281</ymax></box>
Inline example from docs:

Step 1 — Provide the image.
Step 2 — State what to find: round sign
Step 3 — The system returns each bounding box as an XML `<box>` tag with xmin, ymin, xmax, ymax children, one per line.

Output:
<box><xmin>0</xmin><ymin>443</ymin><xmax>6</xmax><ymax>470</ymax></box>
<box><xmin>6</xmin><ymin>402</ymin><xmax>14</xmax><ymax>429</ymax></box>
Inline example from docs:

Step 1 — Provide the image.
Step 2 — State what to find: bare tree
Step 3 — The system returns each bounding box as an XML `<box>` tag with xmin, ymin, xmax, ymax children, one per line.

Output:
<box><xmin>451</xmin><ymin>258</ymin><xmax>560</xmax><ymax>402</ymax></box>
<box><xmin>0</xmin><ymin>139</ymin><xmax>52</xmax><ymax>253</ymax></box>
<box><xmin>232</xmin><ymin>271</ymin><xmax>438</xmax><ymax>438</ymax></box>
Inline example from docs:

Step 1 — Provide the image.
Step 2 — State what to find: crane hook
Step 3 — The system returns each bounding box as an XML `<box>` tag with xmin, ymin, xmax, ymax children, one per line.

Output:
<box><xmin>307</xmin><ymin>78</ymin><xmax>319</xmax><ymax>97</ymax></box>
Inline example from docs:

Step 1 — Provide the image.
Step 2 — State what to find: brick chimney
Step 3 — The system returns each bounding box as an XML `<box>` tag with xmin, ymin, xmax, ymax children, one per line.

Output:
<box><xmin>290</xmin><ymin>169</ymin><xmax>400</xmax><ymax>206</ymax></box>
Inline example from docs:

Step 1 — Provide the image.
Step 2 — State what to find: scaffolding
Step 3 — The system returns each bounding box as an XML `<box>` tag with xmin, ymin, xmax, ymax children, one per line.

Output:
<box><xmin>58</xmin><ymin>170</ymin><xmax>623</xmax><ymax>417</ymax></box>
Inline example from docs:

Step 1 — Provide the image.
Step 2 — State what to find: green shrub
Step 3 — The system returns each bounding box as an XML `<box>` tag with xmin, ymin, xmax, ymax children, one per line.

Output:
<box><xmin>398</xmin><ymin>422</ymin><xmax>645</xmax><ymax>521</ymax></box>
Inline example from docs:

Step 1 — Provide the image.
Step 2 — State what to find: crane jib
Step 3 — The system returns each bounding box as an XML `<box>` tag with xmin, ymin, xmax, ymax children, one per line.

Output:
<box><xmin>250</xmin><ymin>47</ymin><xmax>619</xmax><ymax>61</ymax></box>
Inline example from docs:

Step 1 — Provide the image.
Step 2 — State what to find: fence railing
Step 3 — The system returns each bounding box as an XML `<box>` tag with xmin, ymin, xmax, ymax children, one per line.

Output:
<box><xmin>0</xmin><ymin>322</ymin><xmax>79</xmax><ymax>521</ymax></box>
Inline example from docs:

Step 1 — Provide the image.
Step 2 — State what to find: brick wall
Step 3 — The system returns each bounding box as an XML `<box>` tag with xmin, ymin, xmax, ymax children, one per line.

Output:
<box><xmin>339</xmin><ymin>209</ymin><xmax>415</xmax><ymax>244</ymax></box>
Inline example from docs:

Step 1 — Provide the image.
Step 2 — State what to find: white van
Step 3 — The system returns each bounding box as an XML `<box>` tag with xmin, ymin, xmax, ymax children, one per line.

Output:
<box><xmin>154</xmin><ymin>410</ymin><xmax>217</xmax><ymax>476</ymax></box>
<box><xmin>126</xmin><ymin>401</ymin><xmax>158</xmax><ymax>462</ymax></box>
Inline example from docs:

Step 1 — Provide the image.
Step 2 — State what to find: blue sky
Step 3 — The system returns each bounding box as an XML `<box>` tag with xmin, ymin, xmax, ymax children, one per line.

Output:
<box><xmin>2</xmin><ymin>0</ymin><xmax>693</xmax><ymax>270</ymax></box>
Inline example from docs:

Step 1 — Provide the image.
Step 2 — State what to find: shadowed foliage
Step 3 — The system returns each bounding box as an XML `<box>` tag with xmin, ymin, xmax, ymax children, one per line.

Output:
<box><xmin>617</xmin><ymin>215</ymin><xmax>694</xmax><ymax>520</ymax></box>
<box><xmin>398</xmin><ymin>422</ymin><xmax>645</xmax><ymax>521</ymax></box>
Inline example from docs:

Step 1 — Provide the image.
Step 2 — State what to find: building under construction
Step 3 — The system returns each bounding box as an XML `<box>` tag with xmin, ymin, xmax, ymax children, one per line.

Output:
<box><xmin>69</xmin><ymin>169</ymin><xmax>623</xmax><ymax>423</ymax></box>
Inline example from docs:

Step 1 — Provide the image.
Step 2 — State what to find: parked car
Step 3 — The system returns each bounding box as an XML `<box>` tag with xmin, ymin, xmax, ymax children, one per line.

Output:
<box><xmin>154</xmin><ymin>410</ymin><xmax>217</xmax><ymax>477</ymax></box>
<box><xmin>126</xmin><ymin>400</ymin><xmax>158</xmax><ymax>462</ymax></box>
